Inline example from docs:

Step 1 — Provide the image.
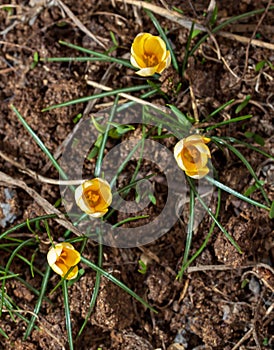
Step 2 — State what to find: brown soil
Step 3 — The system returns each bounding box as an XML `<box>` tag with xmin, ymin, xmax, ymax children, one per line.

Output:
<box><xmin>0</xmin><ymin>1</ymin><xmax>273</xmax><ymax>349</ymax></box>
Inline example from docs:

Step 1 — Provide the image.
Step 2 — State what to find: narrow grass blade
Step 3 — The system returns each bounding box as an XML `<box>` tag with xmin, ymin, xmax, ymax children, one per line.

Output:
<box><xmin>220</xmin><ymin>136</ymin><xmax>273</xmax><ymax>159</ymax></box>
<box><xmin>206</xmin><ymin>115</ymin><xmax>252</xmax><ymax>131</ymax></box>
<box><xmin>1</xmin><ymin>238</ymin><xmax>34</xmax><ymax>316</ymax></box>
<box><xmin>205</xmin><ymin>176</ymin><xmax>270</xmax><ymax>211</ymax></box>
<box><xmin>207</xmin><ymin>99</ymin><xmax>235</xmax><ymax>119</ymax></box>
<box><xmin>77</xmin><ymin>234</ymin><xmax>103</xmax><ymax>337</ymax></box>
<box><xmin>0</xmin><ymin>327</ymin><xmax>8</xmax><ymax>339</ymax></box>
<box><xmin>57</xmin><ymin>40</ymin><xmax>134</xmax><ymax>69</ymax></box>
<box><xmin>0</xmin><ymin>273</ymin><xmax>19</xmax><ymax>280</ymax></box>
<box><xmin>145</xmin><ymin>10</ymin><xmax>179</xmax><ymax>72</ymax></box>
<box><xmin>42</xmin><ymin>85</ymin><xmax>152</xmax><ymax>112</ymax></box>
<box><xmin>81</xmin><ymin>256</ymin><xmax>157</xmax><ymax>313</ymax></box>
<box><xmin>0</xmin><ymin>212</ymin><xmax>57</xmax><ymax>239</ymax></box>
<box><xmin>188</xmin><ymin>178</ymin><xmax>242</xmax><ymax>253</ymax></box>
<box><xmin>235</xmin><ymin>95</ymin><xmax>251</xmax><ymax>114</ymax></box>
<box><xmin>182</xmin><ymin>188</ymin><xmax>195</xmax><ymax>266</ymax></box>
<box><xmin>182</xmin><ymin>21</ymin><xmax>195</xmax><ymax>75</ymax></box>
<box><xmin>212</xmin><ymin>137</ymin><xmax>270</xmax><ymax>205</ymax></box>
<box><xmin>190</xmin><ymin>7</ymin><xmax>274</xmax><ymax>56</ymax></box>
<box><xmin>62</xmin><ymin>280</ymin><xmax>74</xmax><ymax>350</ymax></box>
<box><xmin>112</xmin><ymin>215</ymin><xmax>149</xmax><ymax>227</ymax></box>
<box><xmin>177</xmin><ymin>187</ymin><xmax>222</xmax><ymax>278</ymax></box>
<box><xmin>270</xmin><ymin>201</ymin><xmax>274</xmax><ymax>219</ymax></box>
<box><xmin>1</xmin><ymin>250</ymin><xmax>44</xmax><ymax>277</ymax></box>
<box><xmin>24</xmin><ymin>265</ymin><xmax>51</xmax><ymax>339</ymax></box>
<box><xmin>0</xmin><ymin>267</ymin><xmax>50</xmax><ymax>302</ymax></box>
<box><xmin>94</xmin><ymin>95</ymin><xmax>119</xmax><ymax>177</ymax></box>
<box><xmin>41</xmin><ymin>56</ymin><xmax>132</xmax><ymax>67</ymax></box>
<box><xmin>10</xmin><ymin>105</ymin><xmax>68</xmax><ymax>180</ymax></box>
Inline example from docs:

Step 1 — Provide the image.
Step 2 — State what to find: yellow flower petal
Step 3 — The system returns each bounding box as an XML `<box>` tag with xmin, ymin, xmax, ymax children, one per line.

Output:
<box><xmin>185</xmin><ymin>166</ymin><xmax>210</xmax><ymax>179</ymax></box>
<box><xmin>131</xmin><ymin>33</ymin><xmax>152</xmax><ymax>58</ymax></box>
<box><xmin>135</xmin><ymin>66</ymin><xmax>158</xmax><ymax>76</ymax></box>
<box><xmin>143</xmin><ymin>36</ymin><xmax>166</xmax><ymax>61</ymax></box>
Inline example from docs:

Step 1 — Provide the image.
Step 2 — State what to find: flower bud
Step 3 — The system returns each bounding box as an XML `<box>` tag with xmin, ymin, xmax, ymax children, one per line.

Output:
<box><xmin>47</xmin><ymin>242</ymin><xmax>81</xmax><ymax>280</ymax></box>
<box><xmin>174</xmin><ymin>135</ymin><xmax>211</xmax><ymax>179</ymax></box>
<box><xmin>75</xmin><ymin>178</ymin><xmax>112</xmax><ymax>218</ymax></box>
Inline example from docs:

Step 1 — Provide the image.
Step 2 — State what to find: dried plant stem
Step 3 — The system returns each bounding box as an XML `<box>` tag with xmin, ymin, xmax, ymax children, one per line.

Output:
<box><xmin>116</xmin><ymin>0</ymin><xmax>274</xmax><ymax>50</ymax></box>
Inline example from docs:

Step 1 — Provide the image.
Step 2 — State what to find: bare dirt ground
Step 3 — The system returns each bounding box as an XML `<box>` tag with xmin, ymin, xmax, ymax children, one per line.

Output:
<box><xmin>0</xmin><ymin>1</ymin><xmax>273</xmax><ymax>349</ymax></box>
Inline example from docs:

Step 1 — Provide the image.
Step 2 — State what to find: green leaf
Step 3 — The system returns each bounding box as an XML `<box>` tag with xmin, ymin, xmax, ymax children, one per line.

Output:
<box><xmin>244</xmin><ymin>131</ymin><xmax>265</xmax><ymax>146</ymax></box>
<box><xmin>148</xmin><ymin>193</ymin><xmax>156</xmax><ymax>205</ymax></box>
<box><xmin>138</xmin><ymin>260</ymin><xmax>147</xmax><ymax>274</ymax></box>
<box><xmin>269</xmin><ymin>201</ymin><xmax>274</xmax><ymax>219</ymax></box>
<box><xmin>209</xmin><ymin>5</ymin><xmax>218</xmax><ymax>26</ymax></box>
<box><xmin>244</xmin><ymin>181</ymin><xmax>265</xmax><ymax>197</ymax></box>
<box><xmin>191</xmin><ymin>29</ymin><xmax>201</xmax><ymax>38</ymax></box>
<box><xmin>91</xmin><ymin>116</ymin><xmax>107</xmax><ymax>133</ymax></box>
<box><xmin>167</xmin><ymin>104</ymin><xmax>192</xmax><ymax>130</ymax></box>
<box><xmin>235</xmin><ymin>95</ymin><xmax>251</xmax><ymax>114</ymax></box>
<box><xmin>255</xmin><ymin>60</ymin><xmax>266</xmax><ymax>71</ymax></box>
<box><xmin>87</xmin><ymin>146</ymin><xmax>99</xmax><ymax>160</ymax></box>
<box><xmin>73</xmin><ymin>113</ymin><xmax>82</xmax><ymax>123</ymax></box>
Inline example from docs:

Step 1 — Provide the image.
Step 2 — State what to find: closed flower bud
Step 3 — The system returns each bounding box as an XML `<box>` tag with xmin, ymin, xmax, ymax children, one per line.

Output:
<box><xmin>47</xmin><ymin>242</ymin><xmax>81</xmax><ymax>280</ymax></box>
<box><xmin>75</xmin><ymin>178</ymin><xmax>112</xmax><ymax>218</ymax></box>
<box><xmin>174</xmin><ymin>135</ymin><xmax>211</xmax><ymax>179</ymax></box>
<box><xmin>130</xmin><ymin>33</ymin><xmax>171</xmax><ymax>76</ymax></box>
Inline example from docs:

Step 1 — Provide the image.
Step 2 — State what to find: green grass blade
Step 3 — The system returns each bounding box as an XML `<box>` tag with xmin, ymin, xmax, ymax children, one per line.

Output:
<box><xmin>182</xmin><ymin>21</ymin><xmax>195</xmax><ymax>75</ymax></box>
<box><xmin>0</xmin><ymin>327</ymin><xmax>9</xmax><ymax>339</ymax></box>
<box><xmin>178</xmin><ymin>187</ymin><xmax>222</xmax><ymax>278</ymax></box>
<box><xmin>1</xmin><ymin>238</ymin><xmax>34</xmax><ymax>317</ymax></box>
<box><xmin>10</xmin><ymin>105</ymin><xmax>68</xmax><ymax>180</ymax></box>
<box><xmin>0</xmin><ymin>273</ymin><xmax>19</xmax><ymax>280</ymax></box>
<box><xmin>81</xmin><ymin>256</ymin><xmax>157</xmax><ymax>313</ymax></box>
<box><xmin>77</xmin><ymin>234</ymin><xmax>103</xmax><ymax>338</ymax></box>
<box><xmin>62</xmin><ymin>280</ymin><xmax>74</xmax><ymax>350</ymax></box>
<box><xmin>2</xmin><ymin>248</ymin><xmax>44</xmax><ymax>278</ymax></box>
<box><xmin>220</xmin><ymin>136</ymin><xmax>273</xmax><ymax>159</ymax></box>
<box><xmin>182</xmin><ymin>188</ymin><xmax>195</xmax><ymax>266</ymax></box>
<box><xmin>41</xmin><ymin>56</ymin><xmax>132</xmax><ymax>67</ymax></box>
<box><xmin>0</xmin><ymin>213</ymin><xmax>57</xmax><ymax>238</ymax></box>
<box><xmin>57</xmin><ymin>40</ymin><xmax>134</xmax><ymax>69</ymax></box>
<box><xmin>112</xmin><ymin>215</ymin><xmax>150</xmax><ymax>227</ymax></box>
<box><xmin>94</xmin><ymin>95</ymin><xmax>119</xmax><ymax>177</ymax></box>
<box><xmin>205</xmin><ymin>176</ymin><xmax>270</xmax><ymax>211</ymax></box>
<box><xmin>42</xmin><ymin>84</ymin><xmax>152</xmax><ymax>112</ymax></box>
<box><xmin>188</xmin><ymin>178</ymin><xmax>242</xmax><ymax>253</ymax></box>
<box><xmin>207</xmin><ymin>99</ymin><xmax>235</xmax><ymax>119</ymax></box>
<box><xmin>206</xmin><ymin>115</ymin><xmax>252</xmax><ymax>131</ymax></box>
<box><xmin>24</xmin><ymin>265</ymin><xmax>51</xmax><ymax>339</ymax></box>
<box><xmin>0</xmin><ymin>267</ymin><xmax>50</xmax><ymax>302</ymax></box>
<box><xmin>145</xmin><ymin>10</ymin><xmax>179</xmax><ymax>72</ymax></box>
<box><xmin>190</xmin><ymin>6</ymin><xmax>274</xmax><ymax>56</ymax></box>
<box><xmin>212</xmin><ymin>137</ymin><xmax>270</xmax><ymax>205</ymax></box>
<box><xmin>269</xmin><ymin>201</ymin><xmax>274</xmax><ymax>219</ymax></box>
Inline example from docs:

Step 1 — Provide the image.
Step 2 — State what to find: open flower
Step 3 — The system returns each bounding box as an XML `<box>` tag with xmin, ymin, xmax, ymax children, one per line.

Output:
<box><xmin>130</xmin><ymin>33</ymin><xmax>171</xmax><ymax>76</ymax></box>
<box><xmin>174</xmin><ymin>135</ymin><xmax>211</xmax><ymax>179</ymax></box>
<box><xmin>47</xmin><ymin>242</ymin><xmax>81</xmax><ymax>280</ymax></box>
<box><xmin>75</xmin><ymin>178</ymin><xmax>112</xmax><ymax>218</ymax></box>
